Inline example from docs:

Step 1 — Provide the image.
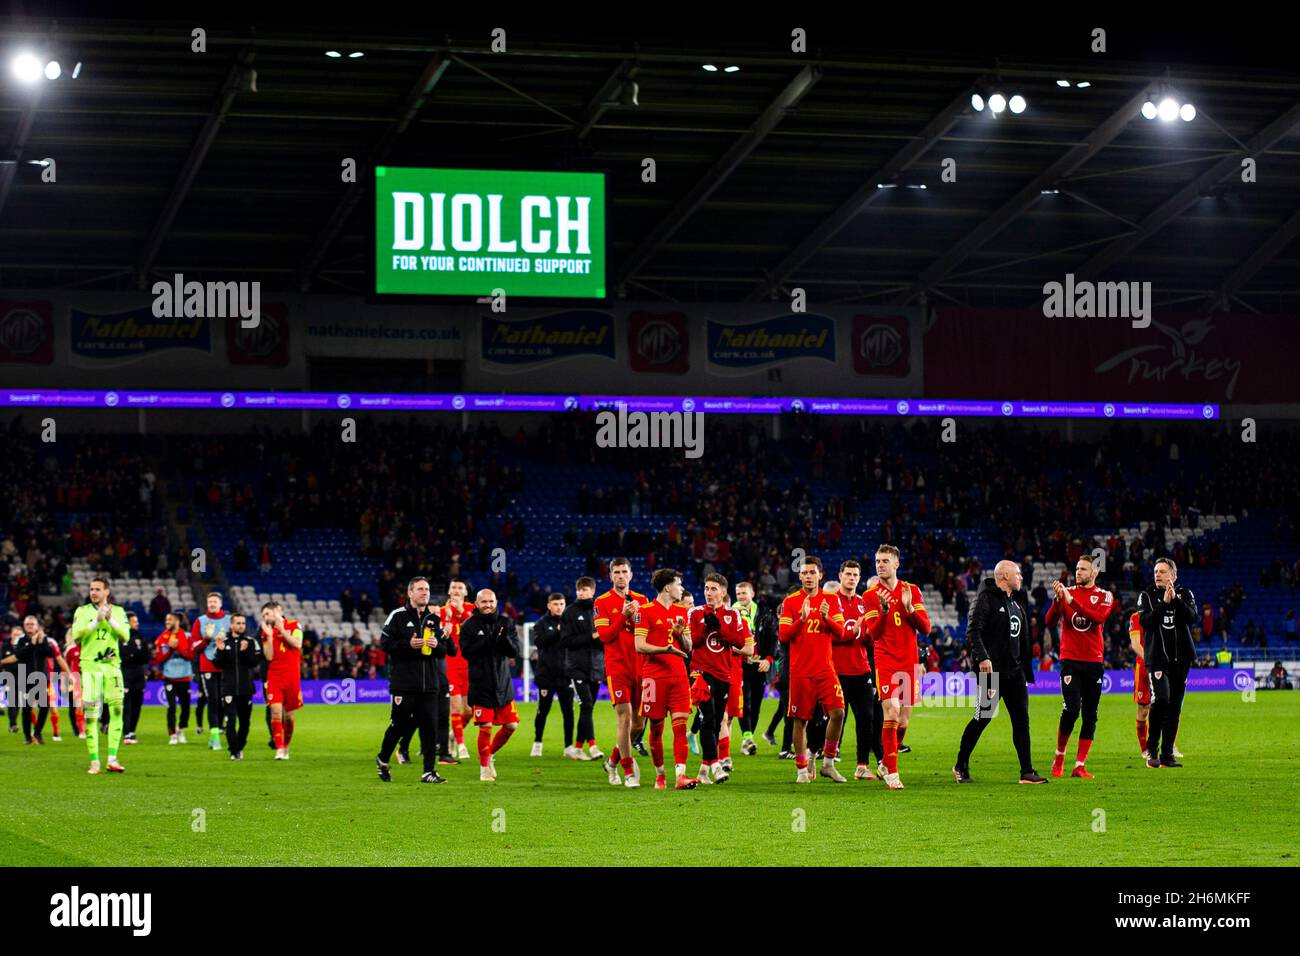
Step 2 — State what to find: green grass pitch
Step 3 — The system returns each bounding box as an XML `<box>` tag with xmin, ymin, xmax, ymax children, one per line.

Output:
<box><xmin>2</xmin><ymin>692</ymin><xmax>1296</xmax><ymax>867</ymax></box>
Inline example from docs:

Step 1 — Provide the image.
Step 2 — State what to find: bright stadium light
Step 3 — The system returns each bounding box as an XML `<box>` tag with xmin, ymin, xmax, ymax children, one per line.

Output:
<box><xmin>11</xmin><ymin>51</ymin><xmax>43</xmax><ymax>84</ymax></box>
<box><xmin>988</xmin><ymin>93</ymin><xmax>1007</xmax><ymax>113</ymax></box>
<box><xmin>1180</xmin><ymin>102</ymin><xmax>1196</xmax><ymax>122</ymax></box>
<box><xmin>1076</xmin><ymin>81</ymin><xmax>1091</xmax><ymax>88</ymax></box>
<box><xmin>325</xmin><ymin>50</ymin><xmax>342</xmax><ymax>58</ymax></box>
<box><xmin>1141</xmin><ymin>99</ymin><xmax>1158</xmax><ymax>120</ymax></box>
<box><xmin>971</xmin><ymin>93</ymin><xmax>985</xmax><ymax>111</ymax></box>
<box><xmin>1009</xmin><ymin>94</ymin><xmax>1026</xmax><ymax>114</ymax></box>
<box><xmin>1056</xmin><ymin>78</ymin><xmax>1071</xmax><ymax>87</ymax></box>
<box><xmin>1157</xmin><ymin>97</ymin><xmax>1180</xmax><ymax>122</ymax></box>
<box><xmin>71</xmin><ymin>61</ymin><xmax>82</xmax><ymax>78</ymax></box>
<box><xmin>723</xmin><ymin>65</ymin><xmax>740</xmax><ymax>73</ymax></box>
<box><xmin>348</xmin><ymin>51</ymin><xmax>364</xmax><ymax>58</ymax></box>
<box><xmin>44</xmin><ymin>60</ymin><xmax>61</xmax><ymax>80</ymax></box>
<box><xmin>701</xmin><ymin>63</ymin><xmax>718</xmax><ymax>72</ymax></box>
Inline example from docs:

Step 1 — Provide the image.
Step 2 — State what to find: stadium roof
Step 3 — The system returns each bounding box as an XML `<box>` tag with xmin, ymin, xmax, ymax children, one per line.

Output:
<box><xmin>3</xmin><ymin>14</ymin><xmax>1300</xmax><ymax>309</ymax></box>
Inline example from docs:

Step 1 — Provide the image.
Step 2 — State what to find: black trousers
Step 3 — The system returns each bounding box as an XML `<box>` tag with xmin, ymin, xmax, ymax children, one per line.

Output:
<box><xmin>534</xmin><ymin>684</ymin><xmax>574</xmax><ymax>745</ymax></box>
<box><xmin>194</xmin><ymin>671</ymin><xmax>207</xmax><ymax>727</ymax></box>
<box><xmin>957</xmin><ymin>666</ymin><xmax>1035</xmax><ymax>775</ymax></box>
<box><xmin>1058</xmin><ymin>660</ymin><xmax>1104</xmax><ymax>742</ymax></box>
<box><xmin>122</xmin><ymin>681</ymin><xmax>145</xmax><ymax>736</ymax></box>
<box><xmin>739</xmin><ymin>668</ymin><xmax>766</xmax><ymax>734</ymax></box>
<box><xmin>766</xmin><ymin>683</ymin><xmax>788</xmax><ymax>740</ymax></box>
<box><xmin>696</xmin><ymin>673</ymin><xmax>731</xmax><ymax>763</ymax></box>
<box><xmin>380</xmin><ymin>691</ymin><xmax>440</xmax><ymax>774</ymax></box>
<box><xmin>1147</xmin><ymin>658</ymin><xmax>1191</xmax><ymax>760</ymax></box>
<box><xmin>19</xmin><ymin>691</ymin><xmax>48</xmax><ymax>740</ymax></box>
<box><xmin>224</xmin><ymin>693</ymin><xmax>253</xmax><ymax>754</ymax></box>
<box><xmin>839</xmin><ymin>672</ymin><xmax>877</xmax><ymax>764</ymax></box>
<box><xmin>164</xmin><ymin>679</ymin><xmax>191</xmax><ymax>733</ymax></box>
<box><xmin>200</xmin><ymin>672</ymin><xmax>223</xmax><ymax>731</ymax></box>
<box><xmin>573</xmin><ymin>678</ymin><xmax>597</xmax><ymax>744</ymax></box>
<box><xmin>400</xmin><ymin>683</ymin><xmax>453</xmax><ymax>755</ymax></box>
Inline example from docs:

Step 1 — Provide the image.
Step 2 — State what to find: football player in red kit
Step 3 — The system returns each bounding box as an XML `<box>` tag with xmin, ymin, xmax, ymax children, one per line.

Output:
<box><xmin>688</xmin><ymin>572</ymin><xmax>752</xmax><ymax>784</ymax></box>
<box><xmin>441</xmin><ymin>580</ymin><xmax>474</xmax><ymax>760</ymax></box>
<box><xmin>634</xmin><ymin>568</ymin><xmax>698</xmax><ymax>791</ymax></box>
<box><xmin>594</xmin><ymin>558</ymin><xmax>648</xmax><ymax>787</ymax></box>
<box><xmin>865</xmin><ymin>545</ymin><xmax>930</xmax><ymax>790</ymax></box>
<box><xmin>778</xmin><ymin>556</ymin><xmax>848</xmax><ymax>784</ymax></box>
<box><xmin>260</xmin><ymin>602</ymin><xmax>303</xmax><ymax>760</ymax></box>
<box><xmin>1046</xmin><ymin>555</ymin><xmax>1114</xmax><ymax>778</ymax></box>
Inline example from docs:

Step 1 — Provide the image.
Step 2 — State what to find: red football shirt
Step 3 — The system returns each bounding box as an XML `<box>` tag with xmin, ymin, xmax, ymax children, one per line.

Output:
<box><xmin>265</xmin><ymin>619</ymin><xmax>303</xmax><ymax>678</ymax></box>
<box><xmin>866</xmin><ymin>579</ymin><xmax>929</xmax><ymax>665</ymax></box>
<box><xmin>778</xmin><ymin>590</ymin><xmax>844</xmax><ymax>679</ymax></box>
<box><xmin>635</xmin><ymin>600</ymin><xmax>689</xmax><ymax>680</ymax></box>
<box><xmin>594</xmin><ymin>588</ymin><xmax>648</xmax><ymax>680</ymax></box>
<box><xmin>687</xmin><ymin>604</ymin><xmax>750</xmax><ymax>681</ymax></box>
<box><xmin>1128</xmin><ymin>611</ymin><xmax>1143</xmax><ymax>659</ymax></box>
<box><xmin>1045</xmin><ymin>584</ymin><xmax>1113</xmax><ymax>663</ymax></box>
<box><xmin>440</xmin><ymin>602</ymin><xmax>472</xmax><ymax>672</ymax></box>
<box><xmin>830</xmin><ymin>589</ymin><xmax>873</xmax><ymax>676</ymax></box>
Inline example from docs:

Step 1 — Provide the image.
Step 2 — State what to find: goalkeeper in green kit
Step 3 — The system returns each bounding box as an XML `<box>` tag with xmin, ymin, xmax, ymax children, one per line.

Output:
<box><xmin>69</xmin><ymin>576</ymin><xmax>129</xmax><ymax>774</ymax></box>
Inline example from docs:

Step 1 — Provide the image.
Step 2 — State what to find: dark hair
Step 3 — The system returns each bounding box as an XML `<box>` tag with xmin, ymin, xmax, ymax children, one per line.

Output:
<box><xmin>261</xmin><ymin>601</ymin><xmax>279</xmax><ymax>613</ymax></box>
<box><xmin>575</xmin><ymin>576</ymin><xmax>597</xmax><ymax>591</ymax></box>
<box><xmin>652</xmin><ymin>568</ymin><xmax>681</xmax><ymax>593</ymax></box>
<box><xmin>90</xmin><ymin>576</ymin><xmax>109</xmax><ymax>589</ymax></box>
<box><xmin>704</xmin><ymin>572</ymin><xmax>728</xmax><ymax>588</ymax></box>
<box><xmin>800</xmin><ymin>555</ymin><xmax>824</xmax><ymax>574</ymax></box>
<box><xmin>839</xmin><ymin>559</ymin><xmax>861</xmax><ymax>573</ymax></box>
<box><xmin>547</xmin><ymin>592</ymin><xmax>565</xmax><ymax>603</ymax></box>
<box><xmin>407</xmin><ymin>576</ymin><xmax>429</xmax><ymax>590</ymax></box>
<box><xmin>610</xmin><ymin>557</ymin><xmax>631</xmax><ymax>570</ymax></box>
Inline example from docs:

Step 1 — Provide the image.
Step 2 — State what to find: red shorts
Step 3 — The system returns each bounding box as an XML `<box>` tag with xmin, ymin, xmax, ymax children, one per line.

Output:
<box><xmin>876</xmin><ymin>660</ymin><xmax>920</xmax><ymax>705</ymax></box>
<box><xmin>640</xmin><ymin>674</ymin><xmax>691</xmax><ymax>721</ymax></box>
<box><xmin>264</xmin><ymin>672</ymin><xmax>303</xmax><ymax>712</ymax></box>
<box><xmin>447</xmin><ymin>662</ymin><xmax>470</xmax><ymax>698</ymax></box>
<box><xmin>1134</xmin><ymin>660</ymin><xmax>1151</xmax><ymax>705</ymax></box>
<box><xmin>472</xmin><ymin>702</ymin><xmax>520</xmax><ymax>726</ymax></box>
<box><xmin>607</xmin><ymin>673</ymin><xmax>640</xmax><ymax>709</ymax></box>
<box><xmin>787</xmin><ymin>673</ymin><xmax>844</xmax><ymax>719</ymax></box>
<box><xmin>727</xmin><ymin>678</ymin><xmax>744</xmax><ymax>718</ymax></box>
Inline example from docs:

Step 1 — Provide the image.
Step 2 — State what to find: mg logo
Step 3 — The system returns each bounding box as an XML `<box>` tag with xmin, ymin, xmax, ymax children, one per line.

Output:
<box><xmin>235</xmin><ymin>314</ymin><xmax>280</xmax><ymax>356</ymax></box>
<box><xmin>0</xmin><ymin>307</ymin><xmax>45</xmax><ymax>354</ymax></box>
<box><xmin>636</xmin><ymin>319</ymin><xmax>682</xmax><ymax>366</ymax></box>
<box><xmin>858</xmin><ymin>323</ymin><xmax>903</xmax><ymax>368</ymax></box>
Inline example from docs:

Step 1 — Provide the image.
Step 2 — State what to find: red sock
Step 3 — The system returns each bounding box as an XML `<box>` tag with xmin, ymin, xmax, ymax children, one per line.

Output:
<box><xmin>650</xmin><ymin>720</ymin><xmax>665</xmax><ymax>768</ymax></box>
<box><xmin>1136</xmin><ymin>719</ymin><xmax>1149</xmax><ymax>752</ymax></box>
<box><xmin>1076</xmin><ymin>738</ymin><xmax>1093</xmax><ymax>764</ymax></box>
<box><xmin>823</xmin><ymin>738</ymin><xmax>839</xmax><ymax>759</ymax></box>
<box><xmin>284</xmin><ymin>719</ymin><xmax>294</xmax><ymax>746</ymax></box>
<box><xmin>610</xmin><ymin>746</ymin><xmax>620</xmax><ymax>764</ymax></box>
<box><xmin>621</xmin><ymin>756</ymin><xmax>635</xmax><ymax>774</ymax></box>
<box><xmin>897</xmin><ymin>725</ymin><xmax>907</xmax><ymax>744</ymax></box>
<box><xmin>271</xmin><ymin>717</ymin><xmax>284</xmax><ymax>749</ymax></box>
<box><xmin>491</xmin><ymin>726</ymin><xmax>512</xmax><ymax>754</ymax></box>
<box><xmin>451</xmin><ymin>713</ymin><xmax>464</xmax><ymax>745</ymax></box>
<box><xmin>76</xmin><ymin>710</ymin><xmax>86</xmax><ymax>736</ymax></box>
<box><xmin>477</xmin><ymin>727</ymin><xmax>492</xmax><ymax>767</ymax></box>
<box><xmin>587</xmin><ymin>739</ymin><xmax>597</xmax><ymax>749</ymax></box>
<box><xmin>719</xmin><ymin>737</ymin><xmax>731</xmax><ymax>760</ymax></box>
<box><xmin>882</xmin><ymin>720</ymin><xmax>898</xmax><ymax>774</ymax></box>
<box><xmin>795</xmin><ymin>752</ymin><xmax>808</xmax><ymax>769</ymax></box>
<box><xmin>671</xmin><ymin>717</ymin><xmax>689</xmax><ymax>765</ymax></box>
<box><xmin>51</xmin><ymin>709</ymin><xmax>60</xmax><ymax>735</ymax></box>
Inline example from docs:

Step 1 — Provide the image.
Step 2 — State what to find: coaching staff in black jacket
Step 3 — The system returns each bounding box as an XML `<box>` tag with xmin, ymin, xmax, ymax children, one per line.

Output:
<box><xmin>213</xmin><ymin>613</ymin><xmax>263</xmax><ymax>759</ymax></box>
<box><xmin>954</xmin><ymin>560</ymin><xmax>1048</xmax><ymax>784</ymax></box>
<box><xmin>560</xmin><ymin>577</ymin><xmax>603</xmax><ymax>760</ymax></box>
<box><xmin>1136</xmin><ymin>557</ymin><xmax>1196</xmax><ymax>768</ymax></box>
<box><xmin>530</xmin><ymin>592</ymin><xmax>574</xmax><ymax>755</ymax></box>
<box><xmin>460</xmin><ymin>588</ymin><xmax>522</xmax><ymax>781</ymax></box>
<box><xmin>376</xmin><ymin>577</ymin><xmax>455</xmax><ymax>784</ymax></box>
